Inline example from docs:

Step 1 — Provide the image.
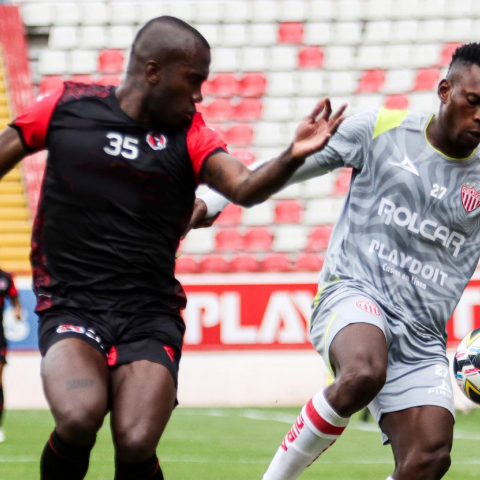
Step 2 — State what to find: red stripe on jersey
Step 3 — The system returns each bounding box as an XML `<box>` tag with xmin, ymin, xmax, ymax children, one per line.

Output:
<box><xmin>11</xmin><ymin>84</ymin><xmax>65</xmax><ymax>151</ymax></box>
<box><xmin>8</xmin><ymin>277</ymin><xmax>18</xmax><ymax>298</ymax></box>
<box><xmin>186</xmin><ymin>113</ymin><xmax>228</xmax><ymax>183</ymax></box>
<box><xmin>305</xmin><ymin>399</ymin><xmax>346</xmax><ymax>436</ymax></box>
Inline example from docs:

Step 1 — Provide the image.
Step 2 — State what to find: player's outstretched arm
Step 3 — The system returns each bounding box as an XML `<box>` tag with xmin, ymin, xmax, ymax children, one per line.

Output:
<box><xmin>0</xmin><ymin>127</ymin><xmax>28</xmax><ymax>180</ymax></box>
<box><xmin>201</xmin><ymin>98</ymin><xmax>346</xmax><ymax>208</ymax></box>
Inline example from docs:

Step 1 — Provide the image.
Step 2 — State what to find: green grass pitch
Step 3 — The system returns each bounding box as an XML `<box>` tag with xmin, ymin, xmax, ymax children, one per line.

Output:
<box><xmin>0</xmin><ymin>408</ymin><xmax>479</xmax><ymax>479</ymax></box>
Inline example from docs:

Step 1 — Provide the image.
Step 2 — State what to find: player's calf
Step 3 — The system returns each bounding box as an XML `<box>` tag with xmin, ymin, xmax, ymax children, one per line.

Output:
<box><xmin>394</xmin><ymin>444</ymin><xmax>451</xmax><ymax>480</ymax></box>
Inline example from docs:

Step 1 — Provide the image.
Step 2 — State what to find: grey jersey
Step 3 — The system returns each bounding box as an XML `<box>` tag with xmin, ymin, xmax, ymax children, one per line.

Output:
<box><xmin>314</xmin><ymin>108</ymin><xmax>480</xmax><ymax>342</ymax></box>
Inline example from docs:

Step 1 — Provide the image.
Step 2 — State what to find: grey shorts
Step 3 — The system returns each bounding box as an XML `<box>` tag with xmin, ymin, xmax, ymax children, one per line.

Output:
<box><xmin>310</xmin><ymin>286</ymin><xmax>455</xmax><ymax>443</ymax></box>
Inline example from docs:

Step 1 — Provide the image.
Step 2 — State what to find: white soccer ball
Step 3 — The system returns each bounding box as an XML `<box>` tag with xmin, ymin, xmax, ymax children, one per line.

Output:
<box><xmin>453</xmin><ymin>328</ymin><xmax>480</xmax><ymax>405</ymax></box>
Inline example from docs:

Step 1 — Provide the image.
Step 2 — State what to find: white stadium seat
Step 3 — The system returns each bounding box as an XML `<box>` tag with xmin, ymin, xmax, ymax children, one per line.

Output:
<box><xmin>308</xmin><ymin>0</ymin><xmax>335</xmax><ymax>22</ymax></box>
<box><xmin>443</xmin><ymin>19</ymin><xmax>473</xmax><ymax>43</ymax></box>
<box><xmin>303</xmin><ymin>23</ymin><xmax>332</xmax><ymax>46</ymax></box>
<box><xmin>270</xmin><ymin>46</ymin><xmax>297</xmax><ymax>71</ymax></box>
<box><xmin>363</xmin><ymin>0</ymin><xmax>392</xmax><ymax>20</ymax></box>
<box><xmin>294</xmin><ymin>97</ymin><xmax>325</xmax><ymax>118</ymax></box>
<box><xmin>408</xmin><ymin>92</ymin><xmax>438</xmax><ymax>113</ymax></box>
<box><xmin>79</xmin><ymin>26</ymin><xmax>106</xmax><ymax>50</ymax></box>
<box><xmin>273</xmin><ymin>183</ymin><xmax>302</xmax><ymax>199</ymax></box>
<box><xmin>210</xmin><ymin>48</ymin><xmax>239</xmax><ymax>72</ymax></box>
<box><xmin>382</xmin><ymin>70</ymin><xmax>415</xmax><ymax>94</ymax></box>
<box><xmin>21</xmin><ymin>3</ymin><xmax>52</xmax><ymax>27</ymax></box>
<box><xmin>53</xmin><ymin>3</ymin><xmax>80</xmax><ymax>26</ymax></box>
<box><xmin>248</xmin><ymin>24</ymin><xmax>277</xmax><ymax>47</ymax></box>
<box><xmin>267</xmin><ymin>72</ymin><xmax>297</xmax><ymax>97</ymax></box>
<box><xmin>391</xmin><ymin>0</ymin><xmax>419</xmax><ymax>20</ymax></box>
<box><xmin>352</xmin><ymin>94</ymin><xmax>384</xmax><ymax>114</ymax></box>
<box><xmin>220</xmin><ymin>24</ymin><xmax>247</xmax><ymax>48</ymax></box>
<box><xmin>333</xmin><ymin>22</ymin><xmax>363</xmax><ymax>45</ymax></box>
<box><xmin>416</xmin><ymin>20</ymin><xmax>445</xmax><ymax>43</ymax></box>
<box><xmin>273</xmin><ymin>226</ymin><xmax>307</xmax><ymax>252</ymax></box>
<box><xmin>323</xmin><ymin>46</ymin><xmax>355</xmax><ymax>70</ymax></box>
<box><xmin>445</xmin><ymin>0</ymin><xmax>474</xmax><ymax>19</ymax></box>
<box><xmin>250</xmin><ymin>0</ymin><xmax>279</xmax><ymax>23</ymax></box>
<box><xmin>363</xmin><ymin>21</ymin><xmax>391</xmax><ymax>45</ymax></box>
<box><xmin>181</xmin><ymin>229</ymin><xmax>215</xmax><ymax>254</ymax></box>
<box><xmin>240</xmin><ymin>48</ymin><xmax>268</xmax><ymax>72</ymax></box>
<box><xmin>242</xmin><ymin>201</ymin><xmax>275</xmax><ymax>226</ymax></box>
<box><xmin>38</xmin><ymin>50</ymin><xmax>67</xmax><ymax>75</ymax></box>
<box><xmin>107</xmin><ymin>26</ymin><xmax>135</xmax><ymax>50</ymax></box>
<box><xmin>300</xmin><ymin>176</ymin><xmax>335</xmax><ymax>199</ymax></box>
<box><xmin>327</xmin><ymin>71</ymin><xmax>359</xmax><ymax>96</ymax></box>
<box><xmin>138</xmin><ymin>3</ymin><xmax>168</xmax><ymax>24</ymax></box>
<box><xmin>305</xmin><ymin>198</ymin><xmax>343</xmax><ymax>224</ymax></box>
<box><xmin>254</xmin><ymin>123</ymin><xmax>284</xmax><ymax>147</ymax></box>
<box><xmin>195</xmin><ymin>2</ymin><xmax>222</xmax><ymax>24</ymax></box>
<box><xmin>262</xmin><ymin>98</ymin><xmax>295</xmax><ymax>122</ymax></box>
<box><xmin>68</xmin><ymin>50</ymin><xmax>97</xmax><ymax>74</ymax></box>
<box><xmin>390</xmin><ymin>21</ymin><xmax>419</xmax><ymax>44</ymax></box>
<box><xmin>195</xmin><ymin>25</ymin><xmax>220</xmax><ymax>47</ymax></box>
<box><xmin>80</xmin><ymin>2</ymin><xmax>108</xmax><ymax>26</ymax></box>
<box><xmin>222</xmin><ymin>1</ymin><xmax>251</xmax><ymax>23</ymax></box>
<box><xmin>335</xmin><ymin>0</ymin><xmax>363</xmax><ymax>22</ymax></box>
<box><xmin>297</xmin><ymin>71</ymin><xmax>325</xmax><ymax>97</ymax></box>
<box><xmin>108</xmin><ymin>3</ymin><xmax>138</xmax><ymax>25</ymax></box>
<box><xmin>382</xmin><ymin>45</ymin><xmax>410</xmax><ymax>69</ymax></box>
<box><xmin>168</xmin><ymin>2</ymin><xmax>196</xmax><ymax>23</ymax></box>
<box><xmin>355</xmin><ymin>45</ymin><xmax>383</xmax><ymax>70</ymax></box>
<box><xmin>417</xmin><ymin>0</ymin><xmax>445</xmax><ymax>19</ymax></box>
<box><xmin>409</xmin><ymin>44</ymin><xmax>441</xmax><ymax>68</ymax></box>
<box><xmin>278</xmin><ymin>0</ymin><xmax>308</xmax><ymax>22</ymax></box>
<box><xmin>48</xmin><ymin>27</ymin><xmax>78</xmax><ymax>50</ymax></box>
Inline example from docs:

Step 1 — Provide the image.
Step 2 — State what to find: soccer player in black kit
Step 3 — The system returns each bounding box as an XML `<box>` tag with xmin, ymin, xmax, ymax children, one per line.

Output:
<box><xmin>0</xmin><ymin>268</ymin><xmax>21</xmax><ymax>443</ymax></box>
<box><xmin>0</xmin><ymin>16</ymin><xmax>345</xmax><ymax>479</ymax></box>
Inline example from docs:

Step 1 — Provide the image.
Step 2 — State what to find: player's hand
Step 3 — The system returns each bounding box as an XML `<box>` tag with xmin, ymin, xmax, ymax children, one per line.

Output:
<box><xmin>291</xmin><ymin>98</ymin><xmax>347</xmax><ymax>161</ymax></box>
<box><xmin>181</xmin><ymin>198</ymin><xmax>221</xmax><ymax>239</ymax></box>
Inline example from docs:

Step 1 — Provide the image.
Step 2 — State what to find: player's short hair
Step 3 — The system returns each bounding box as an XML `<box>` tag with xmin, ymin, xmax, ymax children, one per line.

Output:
<box><xmin>131</xmin><ymin>16</ymin><xmax>210</xmax><ymax>56</ymax></box>
<box><xmin>448</xmin><ymin>43</ymin><xmax>480</xmax><ymax>76</ymax></box>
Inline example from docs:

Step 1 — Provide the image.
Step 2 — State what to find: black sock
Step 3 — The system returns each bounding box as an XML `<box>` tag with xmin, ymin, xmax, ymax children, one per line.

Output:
<box><xmin>0</xmin><ymin>386</ymin><xmax>4</xmax><ymax>426</ymax></box>
<box><xmin>40</xmin><ymin>430</ymin><xmax>94</xmax><ymax>480</ymax></box>
<box><xmin>115</xmin><ymin>455</ymin><xmax>164</xmax><ymax>480</ymax></box>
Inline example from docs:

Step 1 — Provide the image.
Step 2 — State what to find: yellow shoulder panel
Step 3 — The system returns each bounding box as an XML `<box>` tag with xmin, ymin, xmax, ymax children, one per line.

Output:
<box><xmin>372</xmin><ymin>107</ymin><xmax>410</xmax><ymax>140</ymax></box>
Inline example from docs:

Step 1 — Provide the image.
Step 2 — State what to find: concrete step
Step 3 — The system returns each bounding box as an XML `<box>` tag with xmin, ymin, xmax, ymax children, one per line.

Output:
<box><xmin>0</xmin><ymin>194</ymin><xmax>26</xmax><ymax>207</ymax></box>
<box><xmin>0</xmin><ymin>233</ymin><xmax>31</xmax><ymax>247</ymax></box>
<box><xmin>0</xmin><ymin>221</ymin><xmax>31</xmax><ymax>234</ymax></box>
<box><xmin>0</xmin><ymin>208</ymin><xmax>29</xmax><ymax>221</ymax></box>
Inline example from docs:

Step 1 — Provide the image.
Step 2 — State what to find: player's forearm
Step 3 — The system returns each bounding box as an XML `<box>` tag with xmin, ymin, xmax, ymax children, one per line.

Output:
<box><xmin>0</xmin><ymin>128</ymin><xmax>27</xmax><ymax>180</ymax></box>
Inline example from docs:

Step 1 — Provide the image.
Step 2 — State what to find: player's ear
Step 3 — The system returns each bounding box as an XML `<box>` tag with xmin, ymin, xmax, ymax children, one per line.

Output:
<box><xmin>145</xmin><ymin>60</ymin><xmax>162</xmax><ymax>85</ymax></box>
<box><xmin>437</xmin><ymin>79</ymin><xmax>451</xmax><ymax>105</ymax></box>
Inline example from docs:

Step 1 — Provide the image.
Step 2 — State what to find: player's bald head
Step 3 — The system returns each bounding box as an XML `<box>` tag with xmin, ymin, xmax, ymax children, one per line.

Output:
<box><xmin>447</xmin><ymin>42</ymin><xmax>480</xmax><ymax>84</ymax></box>
<box><xmin>128</xmin><ymin>16</ymin><xmax>210</xmax><ymax>73</ymax></box>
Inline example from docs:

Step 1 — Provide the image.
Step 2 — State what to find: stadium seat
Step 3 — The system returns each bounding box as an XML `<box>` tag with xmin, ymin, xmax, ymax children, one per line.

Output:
<box><xmin>98</xmin><ymin>50</ymin><xmax>125</xmax><ymax>74</ymax></box>
<box><xmin>175</xmin><ymin>255</ymin><xmax>197</xmax><ymax>274</ymax></box>
<box><xmin>21</xmin><ymin>3</ymin><xmax>53</xmax><ymax>27</ymax></box>
<box><xmin>410</xmin><ymin>44</ymin><xmax>441</xmax><ymax>68</ymax></box>
<box><xmin>234</xmin><ymin>99</ymin><xmax>263</xmax><ymax>121</ymax></box>
<box><xmin>215</xmin><ymin>229</ymin><xmax>244</xmax><ymax>252</ymax></box>
<box><xmin>169</xmin><ymin>2</ymin><xmax>196</xmax><ymax>23</ymax></box>
<box><xmin>390</xmin><ymin>21</ymin><xmax>419</xmax><ymax>45</ymax></box>
<box><xmin>444</xmin><ymin>19</ymin><xmax>472</xmax><ymax>43</ymax></box>
<box><xmin>210</xmin><ymin>48</ymin><xmax>239</xmax><ymax>72</ymax></box>
<box><xmin>53</xmin><ymin>3</ymin><xmax>80</xmax><ymax>26</ymax></box>
<box><xmin>417</xmin><ymin>20</ymin><xmax>445</xmax><ymax>43</ymax></box>
<box><xmin>79</xmin><ymin>26</ymin><xmax>106</xmax><ymax>50</ymax></box>
<box><xmin>262</xmin><ymin>98</ymin><xmax>294</xmax><ymax>122</ymax></box>
<box><xmin>278</xmin><ymin>22</ymin><xmax>304</xmax><ymax>44</ymax></box>
<box><xmin>250</xmin><ymin>0</ymin><xmax>279</xmax><ymax>23</ymax></box>
<box><xmin>138</xmin><ymin>3</ymin><xmax>168</xmax><ymax>24</ymax></box>
<box><xmin>384</xmin><ymin>94</ymin><xmax>409</xmax><ymax>110</ymax></box>
<box><xmin>195</xmin><ymin>1</ymin><xmax>222</xmax><ymax>23</ymax></box>
<box><xmin>413</xmin><ymin>69</ymin><xmax>440</xmax><ymax>91</ymax></box>
<box><xmin>355</xmin><ymin>46</ymin><xmax>383</xmax><ymax>70</ymax></box>
<box><xmin>336</xmin><ymin>0</ymin><xmax>363</xmax><ymax>21</ymax></box>
<box><xmin>108</xmin><ymin>3</ymin><xmax>138</xmax><ymax>25</ymax></box>
<box><xmin>244</xmin><ymin>227</ymin><xmax>273</xmax><ymax>251</ymax></box>
<box><xmin>230</xmin><ymin>254</ymin><xmax>259</xmax><ymax>272</ymax></box>
<box><xmin>363</xmin><ymin>0</ymin><xmax>392</xmax><ymax>20</ymax></box>
<box><xmin>229</xmin><ymin>254</ymin><xmax>259</xmax><ymax>272</ymax></box>
<box><xmin>231</xmin><ymin>150</ymin><xmax>255</xmax><ymax>166</ymax></box>
<box><xmin>238</xmin><ymin>73</ymin><xmax>267</xmax><ymax>97</ymax></box>
<box><xmin>300</xmin><ymin>175</ymin><xmax>334</xmax><ymax>199</ymax></box>
<box><xmin>308</xmin><ymin>0</ymin><xmax>335</xmax><ymax>21</ymax></box>
<box><xmin>364</xmin><ymin>21</ymin><xmax>391</xmax><ymax>44</ymax></box>
<box><xmin>220</xmin><ymin>24</ymin><xmax>247</xmax><ymax>48</ymax></box>
<box><xmin>270</xmin><ymin>46</ymin><xmax>298</xmax><ymax>71</ymax></box>
<box><xmin>225</xmin><ymin>125</ymin><xmax>254</xmax><ymax>146</ymax></box>
<box><xmin>409</xmin><ymin>92</ymin><xmax>437</xmax><ymax>113</ymax></box>
<box><xmin>440</xmin><ymin>43</ymin><xmax>462</xmax><ymax>67</ymax></box>
<box><xmin>306</xmin><ymin>225</ymin><xmax>333</xmax><ymax>250</ymax></box>
<box><xmin>382</xmin><ymin>45</ymin><xmax>410</xmax><ymax>69</ymax></box>
<box><xmin>333</xmin><ymin>22</ymin><xmax>362</xmax><ymax>45</ymax></box>
<box><xmin>241</xmin><ymin>48</ymin><xmax>268</xmax><ymax>71</ymax></box>
<box><xmin>332</xmin><ymin>168</ymin><xmax>352</xmax><ymax>196</ymax></box>
<box><xmin>39</xmin><ymin>76</ymin><xmax>64</xmax><ymax>94</ymax></box>
<box><xmin>417</xmin><ymin>0</ymin><xmax>445</xmax><ymax>19</ymax></box>
<box><xmin>49</xmin><ymin>27</ymin><xmax>78</xmax><ymax>50</ymax></box>
<box><xmin>297</xmin><ymin>71</ymin><xmax>325</xmax><ymax>96</ymax></box>
<box><xmin>216</xmin><ymin>204</ymin><xmax>243</xmax><ymax>226</ymax></box>
<box><xmin>266</xmin><ymin>72</ymin><xmax>296</xmax><ymax>97</ymax></box>
<box><xmin>38</xmin><ymin>51</ymin><xmax>68</xmax><ymax>76</ymax></box>
<box><xmin>323</xmin><ymin>46</ymin><xmax>354</xmax><ymax>70</ymax></box>
<box><xmin>273</xmin><ymin>183</ymin><xmax>302</xmax><ymax>199</ymax></box>
<box><xmin>293</xmin><ymin>253</ymin><xmax>324</xmax><ymax>271</ymax></box>
<box><xmin>108</xmin><ymin>26</ymin><xmax>135</xmax><ymax>49</ymax></box>
<box><xmin>298</xmin><ymin>46</ymin><xmax>324</xmax><ymax>69</ymax></box>
<box><xmin>80</xmin><ymin>2</ymin><xmax>108</xmax><ymax>26</ymax></box>
<box><xmin>382</xmin><ymin>70</ymin><xmax>415</xmax><ymax>94</ymax></box>
<box><xmin>223</xmin><ymin>1</ymin><xmax>251</xmax><ymax>23</ymax></box>
<box><xmin>262</xmin><ymin>253</ymin><xmax>291</xmax><ymax>272</ymax></box>
<box><xmin>445</xmin><ymin>0</ymin><xmax>474</xmax><ymax>19</ymax></box>
<box><xmin>96</xmin><ymin>75</ymin><xmax>122</xmax><ymax>86</ymax></box>
<box><xmin>204</xmin><ymin>99</ymin><xmax>234</xmax><ymax>122</ymax></box>
<box><xmin>181</xmin><ymin>228</ymin><xmax>215</xmax><ymax>254</ymax></box>
<box><xmin>242</xmin><ymin>201</ymin><xmax>275</xmax><ymax>226</ymax></box>
<box><xmin>248</xmin><ymin>24</ymin><xmax>277</xmax><ymax>46</ymax></box>
<box><xmin>273</xmin><ymin>225</ymin><xmax>307</xmax><ymax>252</ymax></box>
<box><xmin>69</xmin><ymin>74</ymin><xmax>94</xmax><ymax>84</ymax></box>
<box><xmin>352</xmin><ymin>94</ymin><xmax>384</xmax><ymax>113</ymax></box>
<box><xmin>275</xmin><ymin>200</ymin><xmax>303</xmax><ymax>223</ymax></box>
<box><xmin>391</xmin><ymin>0</ymin><xmax>418</xmax><ymax>19</ymax></box>
<box><xmin>199</xmin><ymin>255</ymin><xmax>230</xmax><ymax>273</ymax></box>
<box><xmin>278</xmin><ymin>0</ymin><xmax>308</xmax><ymax>22</ymax></box>
<box><xmin>68</xmin><ymin>50</ymin><xmax>97</xmax><ymax>74</ymax></box>
<box><xmin>303</xmin><ymin>23</ymin><xmax>332</xmax><ymax>46</ymax></box>
<box><xmin>195</xmin><ymin>25</ymin><xmax>220</xmax><ymax>48</ymax></box>
<box><xmin>357</xmin><ymin>70</ymin><xmax>385</xmax><ymax>93</ymax></box>
<box><xmin>208</xmin><ymin>73</ymin><xmax>238</xmax><ymax>98</ymax></box>
<box><xmin>327</xmin><ymin>71</ymin><xmax>358</xmax><ymax>95</ymax></box>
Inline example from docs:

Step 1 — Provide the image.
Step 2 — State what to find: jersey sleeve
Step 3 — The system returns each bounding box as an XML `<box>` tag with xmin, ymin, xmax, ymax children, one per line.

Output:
<box><xmin>312</xmin><ymin>109</ymin><xmax>378</xmax><ymax>172</ymax></box>
<box><xmin>9</xmin><ymin>84</ymin><xmax>65</xmax><ymax>152</ymax></box>
<box><xmin>7</xmin><ymin>276</ymin><xmax>18</xmax><ymax>298</ymax></box>
<box><xmin>186</xmin><ymin>113</ymin><xmax>228</xmax><ymax>183</ymax></box>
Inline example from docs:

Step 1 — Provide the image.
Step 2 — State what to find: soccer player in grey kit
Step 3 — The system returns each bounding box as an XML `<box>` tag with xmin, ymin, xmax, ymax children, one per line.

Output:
<box><xmin>190</xmin><ymin>43</ymin><xmax>480</xmax><ymax>480</ymax></box>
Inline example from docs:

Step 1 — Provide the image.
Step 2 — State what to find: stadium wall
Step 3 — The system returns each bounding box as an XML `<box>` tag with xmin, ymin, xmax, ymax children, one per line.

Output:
<box><xmin>4</xmin><ymin>274</ymin><xmax>480</xmax><ymax>410</ymax></box>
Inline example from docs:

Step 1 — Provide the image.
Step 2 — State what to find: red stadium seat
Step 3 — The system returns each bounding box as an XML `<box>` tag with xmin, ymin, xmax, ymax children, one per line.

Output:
<box><xmin>262</xmin><ymin>253</ymin><xmax>291</xmax><ymax>272</ymax></box>
<box><xmin>98</xmin><ymin>49</ymin><xmax>125</xmax><ymax>74</ymax></box>
<box><xmin>174</xmin><ymin>255</ymin><xmax>198</xmax><ymax>274</ymax></box>
<box><xmin>234</xmin><ymin>98</ymin><xmax>263</xmax><ymax>121</ymax></box>
<box><xmin>331</xmin><ymin>168</ymin><xmax>352</xmax><ymax>196</ymax></box>
<box><xmin>204</xmin><ymin>99</ymin><xmax>234</xmax><ymax>121</ymax></box>
<box><xmin>209</xmin><ymin>73</ymin><xmax>238</xmax><ymax>97</ymax></box>
<box><xmin>69</xmin><ymin>74</ymin><xmax>94</xmax><ymax>84</ymax></box>
<box><xmin>278</xmin><ymin>22</ymin><xmax>304</xmax><ymax>44</ymax></box>
<box><xmin>244</xmin><ymin>227</ymin><xmax>273</xmax><ymax>251</ymax></box>
<box><xmin>413</xmin><ymin>68</ymin><xmax>440</xmax><ymax>91</ymax></box>
<box><xmin>230</xmin><ymin>150</ymin><xmax>255</xmax><ymax>166</ymax></box>
<box><xmin>293</xmin><ymin>253</ymin><xmax>324</xmax><ymax>271</ymax></box>
<box><xmin>216</xmin><ymin>204</ymin><xmax>243</xmax><ymax>226</ymax></box>
<box><xmin>199</xmin><ymin>254</ymin><xmax>230</xmax><ymax>273</ymax></box>
<box><xmin>215</xmin><ymin>228</ymin><xmax>244</xmax><ymax>252</ymax></box>
<box><xmin>230</xmin><ymin>254</ymin><xmax>259</xmax><ymax>272</ymax></box>
<box><xmin>306</xmin><ymin>226</ymin><xmax>333</xmax><ymax>251</ymax></box>
<box><xmin>202</xmin><ymin>79</ymin><xmax>215</xmax><ymax>97</ymax></box>
<box><xmin>96</xmin><ymin>74</ymin><xmax>122</xmax><ymax>86</ymax></box>
<box><xmin>275</xmin><ymin>200</ymin><xmax>302</xmax><ymax>223</ymax></box>
<box><xmin>238</xmin><ymin>73</ymin><xmax>267</xmax><ymax>97</ymax></box>
<box><xmin>357</xmin><ymin>70</ymin><xmax>385</xmax><ymax>93</ymax></box>
<box><xmin>225</xmin><ymin>124</ymin><xmax>254</xmax><ymax>146</ymax></box>
<box><xmin>384</xmin><ymin>94</ymin><xmax>409</xmax><ymax>110</ymax></box>
<box><xmin>298</xmin><ymin>47</ymin><xmax>324</xmax><ymax>69</ymax></box>
<box><xmin>440</xmin><ymin>43</ymin><xmax>462</xmax><ymax>67</ymax></box>
<box><xmin>39</xmin><ymin>76</ymin><xmax>64</xmax><ymax>94</ymax></box>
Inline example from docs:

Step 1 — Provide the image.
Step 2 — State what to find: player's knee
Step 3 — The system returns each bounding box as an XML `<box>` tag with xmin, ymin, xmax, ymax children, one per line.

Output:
<box><xmin>114</xmin><ymin>428</ymin><xmax>156</xmax><ymax>463</ymax></box>
<box><xmin>399</xmin><ymin>446</ymin><xmax>451</xmax><ymax>480</ymax></box>
<box><xmin>55</xmin><ymin>403</ymin><xmax>105</xmax><ymax>442</ymax></box>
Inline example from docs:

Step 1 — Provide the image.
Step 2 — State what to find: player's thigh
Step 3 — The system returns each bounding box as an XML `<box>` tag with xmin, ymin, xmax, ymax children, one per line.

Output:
<box><xmin>381</xmin><ymin>406</ymin><xmax>453</xmax><ymax>471</ymax></box>
<box><xmin>41</xmin><ymin>338</ymin><xmax>110</xmax><ymax>434</ymax></box>
<box><xmin>110</xmin><ymin>360</ymin><xmax>176</xmax><ymax>460</ymax></box>
<box><xmin>0</xmin><ymin>362</ymin><xmax>4</xmax><ymax>387</ymax></box>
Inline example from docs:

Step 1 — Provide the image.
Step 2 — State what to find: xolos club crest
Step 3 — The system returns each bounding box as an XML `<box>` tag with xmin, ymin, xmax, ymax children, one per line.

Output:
<box><xmin>461</xmin><ymin>184</ymin><xmax>480</xmax><ymax>213</ymax></box>
<box><xmin>146</xmin><ymin>133</ymin><xmax>168</xmax><ymax>151</ymax></box>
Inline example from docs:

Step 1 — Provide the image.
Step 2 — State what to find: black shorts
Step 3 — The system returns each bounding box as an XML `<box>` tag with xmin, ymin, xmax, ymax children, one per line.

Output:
<box><xmin>38</xmin><ymin>307</ymin><xmax>185</xmax><ymax>386</ymax></box>
<box><xmin>0</xmin><ymin>323</ymin><xmax>6</xmax><ymax>364</ymax></box>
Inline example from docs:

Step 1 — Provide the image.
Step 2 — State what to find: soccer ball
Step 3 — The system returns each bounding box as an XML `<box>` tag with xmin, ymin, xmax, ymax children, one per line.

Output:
<box><xmin>453</xmin><ymin>328</ymin><xmax>480</xmax><ymax>405</ymax></box>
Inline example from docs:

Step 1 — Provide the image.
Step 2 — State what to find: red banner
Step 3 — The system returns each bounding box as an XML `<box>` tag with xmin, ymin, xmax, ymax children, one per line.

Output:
<box><xmin>181</xmin><ymin>274</ymin><xmax>480</xmax><ymax>350</ymax></box>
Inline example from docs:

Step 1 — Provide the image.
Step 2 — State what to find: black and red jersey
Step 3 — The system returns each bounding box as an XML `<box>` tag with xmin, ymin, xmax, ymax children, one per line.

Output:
<box><xmin>10</xmin><ymin>82</ymin><xmax>227</xmax><ymax>314</ymax></box>
<box><xmin>0</xmin><ymin>269</ymin><xmax>18</xmax><ymax>312</ymax></box>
